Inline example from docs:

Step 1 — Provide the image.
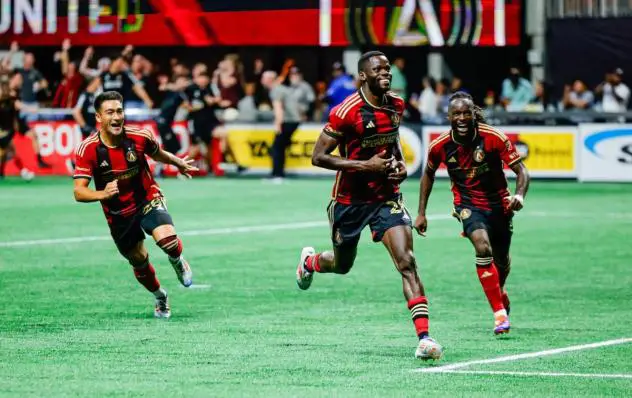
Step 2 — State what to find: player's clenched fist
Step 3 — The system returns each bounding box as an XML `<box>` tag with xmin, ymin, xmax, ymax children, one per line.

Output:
<box><xmin>413</xmin><ymin>214</ymin><xmax>428</xmax><ymax>236</ymax></box>
<box><xmin>364</xmin><ymin>150</ymin><xmax>395</xmax><ymax>173</ymax></box>
<box><xmin>102</xmin><ymin>180</ymin><xmax>119</xmax><ymax>200</ymax></box>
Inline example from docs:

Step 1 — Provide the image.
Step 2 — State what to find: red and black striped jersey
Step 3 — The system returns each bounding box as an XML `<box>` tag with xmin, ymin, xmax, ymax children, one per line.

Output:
<box><xmin>73</xmin><ymin>127</ymin><xmax>162</xmax><ymax>221</ymax></box>
<box><xmin>427</xmin><ymin>123</ymin><xmax>522</xmax><ymax>212</ymax></box>
<box><xmin>324</xmin><ymin>89</ymin><xmax>405</xmax><ymax>204</ymax></box>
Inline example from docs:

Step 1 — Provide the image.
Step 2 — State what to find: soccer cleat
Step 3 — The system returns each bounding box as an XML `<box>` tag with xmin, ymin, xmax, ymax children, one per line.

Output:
<box><xmin>170</xmin><ymin>256</ymin><xmax>193</xmax><ymax>287</ymax></box>
<box><xmin>20</xmin><ymin>168</ymin><xmax>34</xmax><ymax>181</ymax></box>
<box><xmin>415</xmin><ymin>337</ymin><xmax>443</xmax><ymax>360</ymax></box>
<box><xmin>296</xmin><ymin>246</ymin><xmax>315</xmax><ymax>290</ymax></box>
<box><xmin>154</xmin><ymin>294</ymin><xmax>171</xmax><ymax>319</ymax></box>
<box><xmin>494</xmin><ymin>314</ymin><xmax>511</xmax><ymax>335</ymax></box>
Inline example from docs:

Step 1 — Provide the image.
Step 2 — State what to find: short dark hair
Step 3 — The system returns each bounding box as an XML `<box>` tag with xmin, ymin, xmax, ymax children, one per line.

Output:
<box><xmin>94</xmin><ymin>91</ymin><xmax>124</xmax><ymax>112</ymax></box>
<box><xmin>357</xmin><ymin>51</ymin><xmax>387</xmax><ymax>73</ymax></box>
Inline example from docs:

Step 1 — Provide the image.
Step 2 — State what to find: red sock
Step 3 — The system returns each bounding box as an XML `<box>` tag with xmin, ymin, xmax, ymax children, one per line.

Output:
<box><xmin>304</xmin><ymin>254</ymin><xmax>321</xmax><ymax>272</ymax></box>
<box><xmin>133</xmin><ymin>261</ymin><xmax>161</xmax><ymax>292</ymax></box>
<box><xmin>407</xmin><ymin>296</ymin><xmax>429</xmax><ymax>338</ymax></box>
<box><xmin>13</xmin><ymin>154</ymin><xmax>24</xmax><ymax>170</ymax></box>
<box><xmin>157</xmin><ymin>235</ymin><xmax>183</xmax><ymax>259</ymax></box>
<box><xmin>211</xmin><ymin>138</ymin><xmax>224</xmax><ymax>177</ymax></box>
<box><xmin>475</xmin><ymin>257</ymin><xmax>505</xmax><ymax>313</ymax></box>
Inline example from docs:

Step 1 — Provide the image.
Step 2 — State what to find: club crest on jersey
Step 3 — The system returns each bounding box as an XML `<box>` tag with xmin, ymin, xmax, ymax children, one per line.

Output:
<box><xmin>391</xmin><ymin>113</ymin><xmax>400</xmax><ymax>127</ymax></box>
<box><xmin>473</xmin><ymin>148</ymin><xmax>485</xmax><ymax>163</ymax></box>
<box><xmin>126</xmin><ymin>150</ymin><xmax>137</xmax><ymax>162</ymax></box>
<box><xmin>460</xmin><ymin>208</ymin><xmax>472</xmax><ymax>220</ymax></box>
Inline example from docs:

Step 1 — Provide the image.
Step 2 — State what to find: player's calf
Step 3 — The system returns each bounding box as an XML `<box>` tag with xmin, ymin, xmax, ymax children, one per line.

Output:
<box><xmin>156</xmin><ymin>235</ymin><xmax>193</xmax><ymax>287</ymax></box>
<box><xmin>129</xmin><ymin>255</ymin><xmax>170</xmax><ymax>318</ymax></box>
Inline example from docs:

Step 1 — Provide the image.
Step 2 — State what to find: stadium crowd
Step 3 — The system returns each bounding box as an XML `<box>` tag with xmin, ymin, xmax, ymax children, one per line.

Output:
<box><xmin>1</xmin><ymin>40</ymin><xmax>630</xmax><ymax>125</ymax></box>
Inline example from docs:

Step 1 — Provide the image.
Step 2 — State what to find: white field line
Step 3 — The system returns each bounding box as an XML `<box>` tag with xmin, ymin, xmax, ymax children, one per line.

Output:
<box><xmin>0</xmin><ymin>214</ymin><xmax>454</xmax><ymax>248</ymax></box>
<box><xmin>432</xmin><ymin>370</ymin><xmax>632</xmax><ymax>379</ymax></box>
<box><xmin>416</xmin><ymin>337</ymin><xmax>632</xmax><ymax>373</ymax></box>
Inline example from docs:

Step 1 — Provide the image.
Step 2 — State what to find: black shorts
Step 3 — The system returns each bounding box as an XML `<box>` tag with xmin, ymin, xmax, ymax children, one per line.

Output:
<box><xmin>0</xmin><ymin>129</ymin><xmax>14</xmax><ymax>149</ymax></box>
<box><xmin>454</xmin><ymin>206</ymin><xmax>513</xmax><ymax>254</ymax></box>
<box><xmin>189</xmin><ymin>118</ymin><xmax>220</xmax><ymax>145</ymax></box>
<box><xmin>328</xmin><ymin>194</ymin><xmax>412</xmax><ymax>247</ymax></box>
<box><xmin>109</xmin><ymin>198</ymin><xmax>174</xmax><ymax>255</ymax></box>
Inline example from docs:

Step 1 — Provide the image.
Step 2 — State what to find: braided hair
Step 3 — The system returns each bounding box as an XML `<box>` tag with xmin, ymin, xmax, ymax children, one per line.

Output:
<box><xmin>448</xmin><ymin>91</ymin><xmax>486</xmax><ymax>123</ymax></box>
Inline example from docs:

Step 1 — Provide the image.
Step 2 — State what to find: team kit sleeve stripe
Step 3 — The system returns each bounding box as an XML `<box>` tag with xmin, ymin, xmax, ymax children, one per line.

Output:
<box><xmin>73</xmin><ymin>174</ymin><xmax>92</xmax><ymax>180</ymax></box>
<box><xmin>324</xmin><ymin>126</ymin><xmax>343</xmax><ymax>139</ymax></box>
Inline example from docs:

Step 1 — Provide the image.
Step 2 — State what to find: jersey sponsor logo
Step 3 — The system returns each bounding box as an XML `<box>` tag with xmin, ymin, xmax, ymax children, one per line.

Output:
<box><xmin>473</xmin><ymin>148</ymin><xmax>486</xmax><ymax>162</ymax></box>
<box><xmin>448</xmin><ymin>156</ymin><xmax>457</xmax><ymax>163</ymax></box>
<box><xmin>126</xmin><ymin>150</ymin><xmax>138</xmax><ymax>162</ymax></box>
<box><xmin>360</xmin><ymin>131</ymin><xmax>398</xmax><ymax>148</ymax></box>
<box><xmin>365</xmin><ymin>120</ymin><xmax>375</xmax><ymax>129</ymax></box>
<box><xmin>100</xmin><ymin>160</ymin><xmax>109</xmax><ymax>167</ymax></box>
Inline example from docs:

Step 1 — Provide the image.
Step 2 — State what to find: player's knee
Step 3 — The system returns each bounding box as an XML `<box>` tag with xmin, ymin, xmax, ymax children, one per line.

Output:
<box><xmin>335</xmin><ymin>261</ymin><xmax>354</xmax><ymax>274</ymax></box>
<box><xmin>396</xmin><ymin>250</ymin><xmax>417</xmax><ymax>276</ymax></box>
<box><xmin>473</xmin><ymin>241</ymin><xmax>492</xmax><ymax>258</ymax></box>
<box><xmin>156</xmin><ymin>234</ymin><xmax>182</xmax><ymax>258</ymax></box>
<box><xmin>128</xmin><ymin>254</ymin><xmax>149</xmax><ymax>269</ymax></box>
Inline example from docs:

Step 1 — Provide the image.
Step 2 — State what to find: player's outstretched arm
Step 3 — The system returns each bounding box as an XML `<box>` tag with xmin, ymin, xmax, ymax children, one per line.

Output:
<box><xmin>150</xmin><ymin>149</ymin><xmax>199</xmax><ymax>179</ymax></box>
<box><xmin>73</xmin><ymin>178</ymin><xmax>118</xmax><ymax>202</ymax></box>
<box><xmin>414</xmin><ymin>165</ymin><xmax>436</xmax><ymax>236</ymax></box>
<box><xmin>312</xmin><ymin>131</ymin><xmax>394</xmax><ymax>172</ymax></box>
<box><xmin>508</xmin><ymin>162</ymin><xmax>530</xmax><ymax>211</ymax></box>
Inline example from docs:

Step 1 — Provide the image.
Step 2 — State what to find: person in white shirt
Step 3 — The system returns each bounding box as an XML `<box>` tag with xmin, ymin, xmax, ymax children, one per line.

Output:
<box><xmin>596</xmin><ymin>68</ymin><xmax>630</xmax><ymax>113</ymax></box>
<box><xmin>409</xmin><ymin>77</ymin><xmax>440</xmax><ymax>124</ymax></box>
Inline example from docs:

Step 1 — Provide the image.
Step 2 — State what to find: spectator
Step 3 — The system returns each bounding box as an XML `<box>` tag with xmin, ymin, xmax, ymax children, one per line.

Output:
<box><xmin>288</xmin><ymin>67</ymin><xmax>315</xmax><ymax>121</ymax></box>
<box><xmin>52</xmin><ymin>39</ymin><xmax>84</xmax><ymax>108</ymax></box>
<box><xmin>410</xmin><ymin>76</ymin><xmax>440</xmax><ymax>123</ymax></box>
<box><xmin>450</xmin><ymin>76</ymin><xmax>466</xmax><ymax>94</ymax></box>
<box><xmin>501</xmin><ymin>67</ymin><xmax>534</xmax><ymax>111</ymax></box>
<box><xmin>563</xmin><ymin>79</ymin><xmax>594</xmax><ymax>110</ymax></box>
<box><xmin>262</xmin><ymin>70</ymin><xmax>302</xmax><ymax>183</ymax></box>
<box><xmin>596</xmin><ymin>68</ymin><xmax>630</xmax><ymax>112</ymax></box>
<box><xmin>436</xmin><ymin>78</ymin><xmax>451</xmax><ymax>115</ymax></box>
<box><xmin>86</xmin><ymin>53</ymin><xmax>153</xmax><ymax>109</ymax></box>
<box><xmin>216</xmin><ymin>56</ymin><xmax>243</xmax><ymax>109</ymax></box>
<box><xmin>15</xmin><ymin>51</ymin><xmax>48</xmax><ymax>114</ymax></box>
<box><xmin>324</xmin><ymin>62</ymin><xmax>356</xmax><ymax>111</ymax></box>
<box><xmin>125</xmin><ymin>54</ymin><xmax>152</xmax><ymax>110</ymax></box>
<box><xmin>390</xmin><ymin>57</ymin><xmax>408</xmax><ymax>100</ymax></box>
<box><xmin>78</xmin><ymin>46</ymin><xmax>111</xmax><ymax>80</ymax></box>
<box><xmin>237</xmin><ymin>82</ymin><xmax>258</xmax><ymax>122</ymax></box>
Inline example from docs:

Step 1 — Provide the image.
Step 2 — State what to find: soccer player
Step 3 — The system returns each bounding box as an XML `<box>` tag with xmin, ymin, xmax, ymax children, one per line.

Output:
<box><xmin>73</xmin><ymin>91</ymin><xmax>198</xmax><ymax>318</ymax></box>
<box><xmin>414</xmin><ymin>91</ymin><xmax>530</xmax><ymax>334</ymax></box>
<box><xmin>0</xmin><ymin>74</ymin><xmax>36</xmax><ymax>181</ymax></box>
<box><xmin>183</xmin><ymin>72</ymin><xmax>227</xmax><ymax>176</ymax></box>
<box><xmin>295</xmin><ymin>51</ymin><xmax>443</xmax><ymax>360</ymax></box>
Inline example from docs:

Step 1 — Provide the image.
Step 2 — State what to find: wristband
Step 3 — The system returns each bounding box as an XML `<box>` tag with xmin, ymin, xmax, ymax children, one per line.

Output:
<box><xmin>513</xmin><ymin>194</ymin><xmax>524</xmax><ymax>204</ymax></box>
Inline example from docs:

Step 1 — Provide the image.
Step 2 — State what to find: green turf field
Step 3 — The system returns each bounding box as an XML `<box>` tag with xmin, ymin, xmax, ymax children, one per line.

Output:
<box><xmin>1</xmin><ymin>177</ymin><xmax>631</xmax><ymax>397</ymax></box>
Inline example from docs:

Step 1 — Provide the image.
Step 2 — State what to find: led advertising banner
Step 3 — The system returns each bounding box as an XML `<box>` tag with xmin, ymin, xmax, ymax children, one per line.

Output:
<box><xmin>0</xmin><ymin>0</ymin><xmax>521</xmax><ymax>46</ymax></box>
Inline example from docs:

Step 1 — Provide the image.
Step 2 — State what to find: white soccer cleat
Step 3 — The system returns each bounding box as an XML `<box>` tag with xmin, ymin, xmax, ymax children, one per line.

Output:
<box><xmin>170</xmin><ymin>256</ymin><xmax>193</xmax><ymax>287</ymax></box>
<box><xmin>20</xmin><ymin>168</ymin><xmax>35</xmax><ymax>181</ymax></box>
<box><xmin>154</xmin><ymin>294</ymin><xmax>171</xmax><ymax>319</ymax></box>
<box><xmin>415</xmin><ymin>337</ymin><xmax>443</xmax><ymax>361</ymax></box>
<box><xmin>296</xmin><ymin>246</ymin><xmax>315</xmax><ymax>290</ymax></box>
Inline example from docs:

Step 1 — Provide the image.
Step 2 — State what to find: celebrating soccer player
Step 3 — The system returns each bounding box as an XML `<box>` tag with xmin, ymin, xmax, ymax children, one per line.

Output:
<box><xmin>73</xmin><ymin>91</ymin><xmax>198</xmax><ymax>319</ymax></box>
<box><xmin>414</xmin><ymin>92</ymin><xmax>530</xmax><ymax>335</ymax></box>
<box><xmin>296</xmin><ymin>51</ymin><xmax>443</xmax><ymax>360</ymax></box>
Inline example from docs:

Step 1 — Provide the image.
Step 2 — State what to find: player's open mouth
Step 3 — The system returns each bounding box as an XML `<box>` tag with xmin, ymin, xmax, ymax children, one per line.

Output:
<box><xmin>379</xmin><ymin>78</ymin><xmax>390</xmax><ymax>86</ymax></box>
<box><xmin>456</xmin><ymin>123</ymin><xmax>469</xmax><ymax>133</ymax></box>
<box><xmin>111</xmin><ymin>124</ymin><xmax>122</xmax><ymax>133</ymax></box>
